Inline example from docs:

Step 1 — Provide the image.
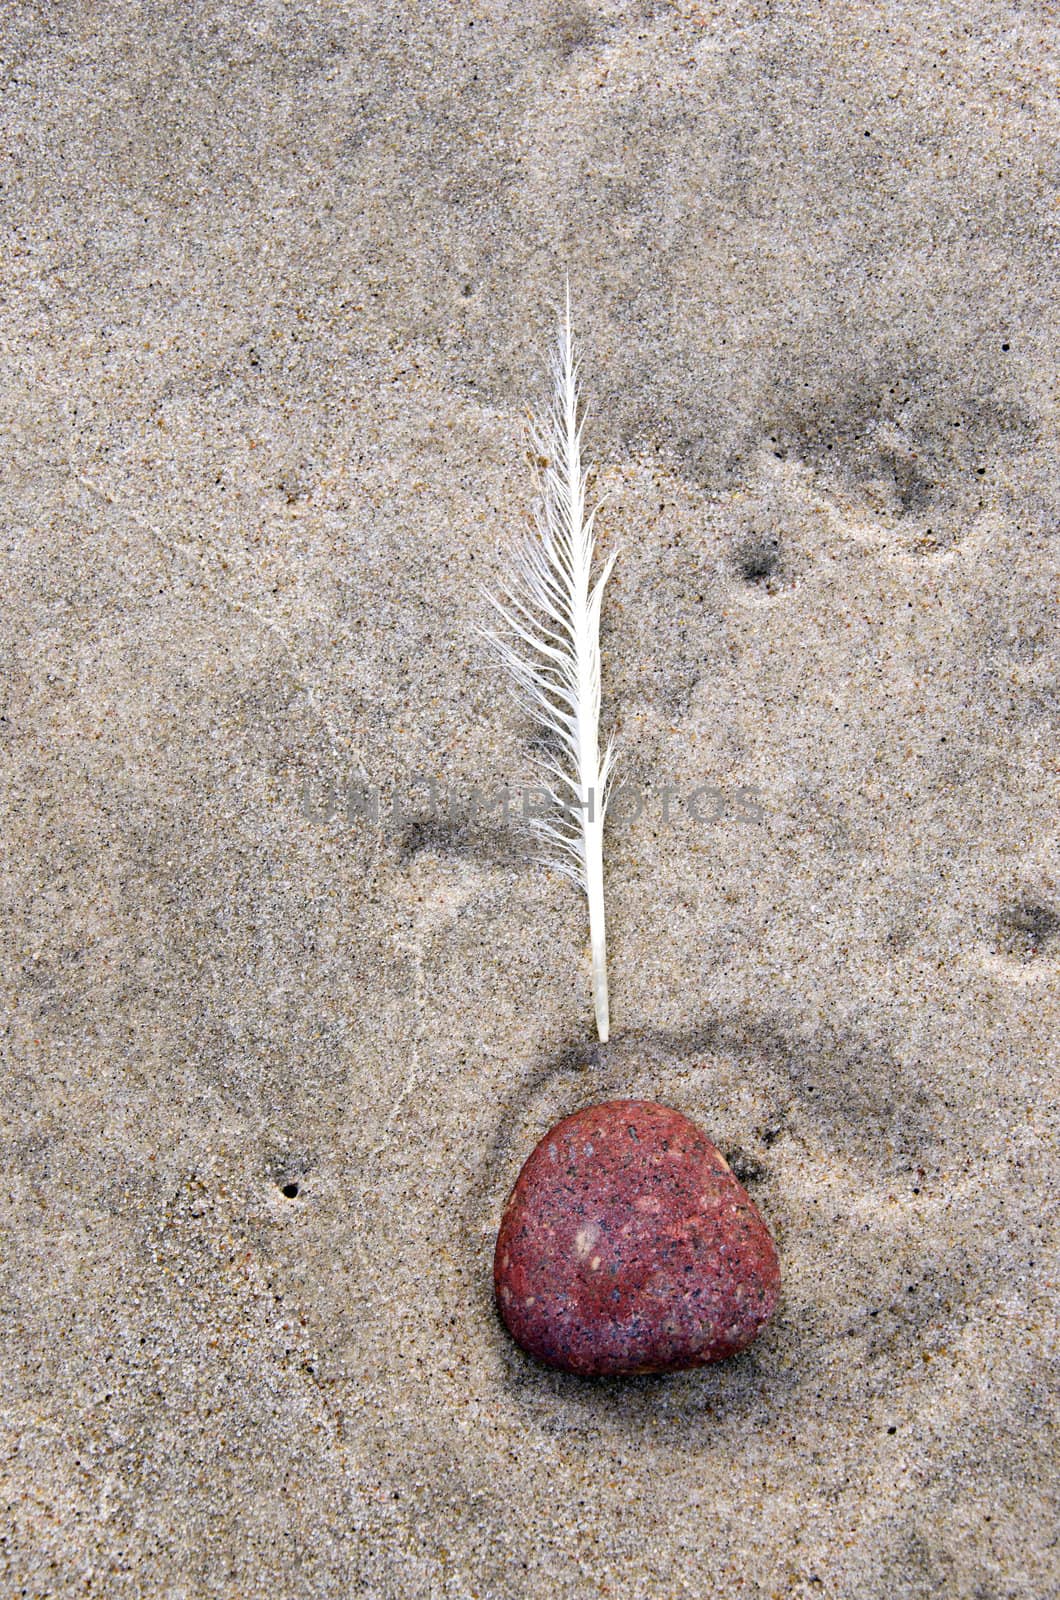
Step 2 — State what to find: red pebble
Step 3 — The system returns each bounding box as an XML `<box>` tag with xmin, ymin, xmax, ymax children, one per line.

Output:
<box><xmin>494</xmin><ymin>1100</ymin><xmax>780</xmax><ymax>1376</ymax></box>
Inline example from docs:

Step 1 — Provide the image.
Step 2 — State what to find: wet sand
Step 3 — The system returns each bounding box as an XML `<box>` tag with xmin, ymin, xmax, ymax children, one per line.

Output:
<box><xmin>1</xmin><ymin>3</ymin><xmax>1057</xmax><ymax>1595</ymax></box>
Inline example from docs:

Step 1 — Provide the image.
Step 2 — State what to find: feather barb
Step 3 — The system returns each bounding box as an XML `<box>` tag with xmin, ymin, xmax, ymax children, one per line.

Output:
<box><xmin>483</xmin><ymin>285</ymin><xmax>616</xmax><ymax>1041</ymax></box>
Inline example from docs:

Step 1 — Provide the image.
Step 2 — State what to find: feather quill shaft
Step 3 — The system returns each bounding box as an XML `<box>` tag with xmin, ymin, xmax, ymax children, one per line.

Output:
<box><xmin>484</xmin><ymin>287</ymin><xmax>616</xmax><ymax>1041</ymax></box>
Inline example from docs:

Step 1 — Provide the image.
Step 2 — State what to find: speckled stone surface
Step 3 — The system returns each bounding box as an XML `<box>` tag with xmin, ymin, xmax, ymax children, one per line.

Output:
<box><xmin>496</xmin><ymin>1100</ymin><xmax>780</xmax><ymax>1375</ymax></box>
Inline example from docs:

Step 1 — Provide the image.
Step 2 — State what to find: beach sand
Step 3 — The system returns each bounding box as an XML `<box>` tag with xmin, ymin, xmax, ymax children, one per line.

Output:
<box><xmin>1</xmin><ymin>2</ymin><xmax>1057</xmax><ymax>1595</ymax></box>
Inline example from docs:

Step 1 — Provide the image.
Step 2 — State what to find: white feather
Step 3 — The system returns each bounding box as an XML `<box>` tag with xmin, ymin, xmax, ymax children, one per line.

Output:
<box><xmin>483</xmin><ymin>285</ymin><xmax>616</xmax><ymax>1041</ymax></box>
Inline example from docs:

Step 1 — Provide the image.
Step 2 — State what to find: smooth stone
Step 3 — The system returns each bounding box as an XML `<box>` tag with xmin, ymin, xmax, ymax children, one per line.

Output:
<box><xmin>494</xmin><ymin>1099</ymin><xmax>781</xmax><ymax>1376</ymax></box>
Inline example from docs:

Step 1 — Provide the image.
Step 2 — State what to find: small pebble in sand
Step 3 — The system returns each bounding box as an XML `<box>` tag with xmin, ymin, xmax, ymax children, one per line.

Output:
<box><xmin>494</xmin><ymin>1100</ymin><xmax>780</xmax><ymax>1376</ymax></box>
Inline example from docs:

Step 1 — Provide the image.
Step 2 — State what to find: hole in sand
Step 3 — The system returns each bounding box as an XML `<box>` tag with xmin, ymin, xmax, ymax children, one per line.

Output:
<box><xmin>996</xmin><ymin>900</ymin><xmax>1059</xmax><ymax>961</ymax></box>
<box><xmin>737</xmin><ymin>536</ymin><xmax>781</xmax><ymax>585</ymax></box>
